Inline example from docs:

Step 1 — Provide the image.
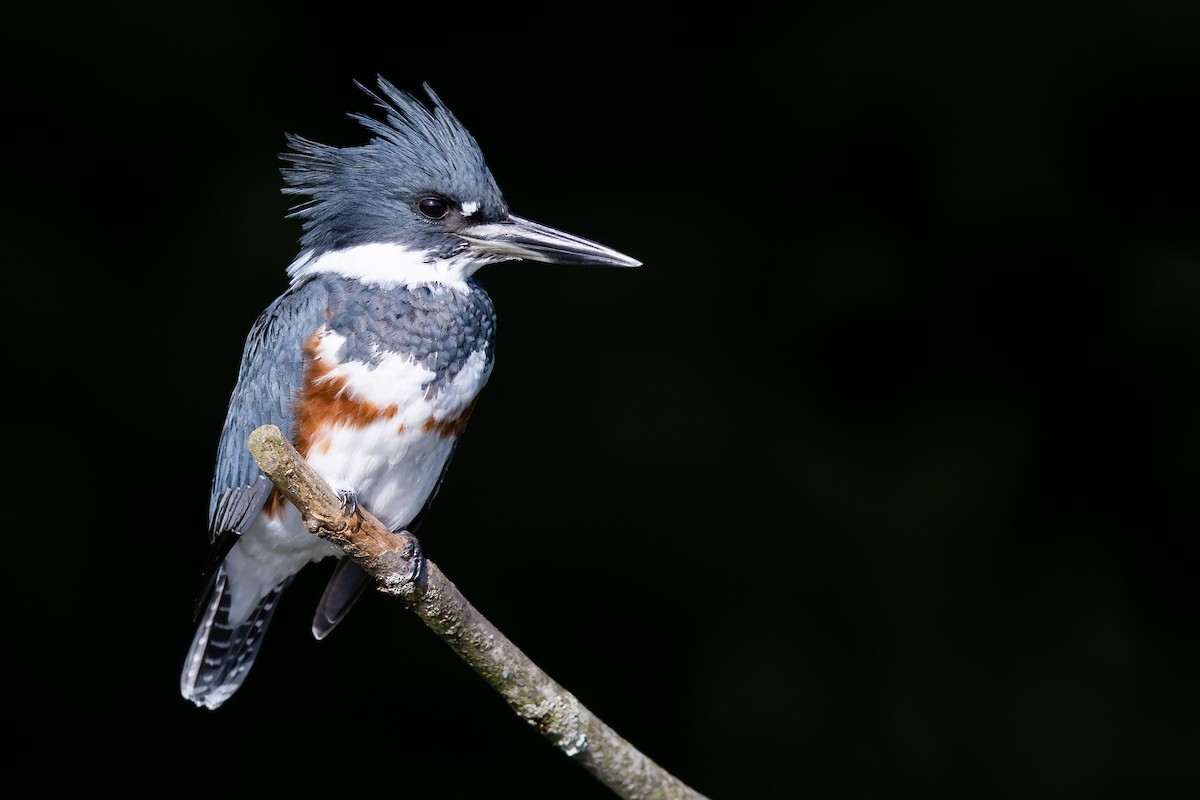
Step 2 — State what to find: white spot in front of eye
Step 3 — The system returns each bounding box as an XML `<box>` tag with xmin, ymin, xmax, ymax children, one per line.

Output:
<box><xmin>460</xmin><ymin>201</ymin><xmax>479</xmax><ymax>217</ymax></box>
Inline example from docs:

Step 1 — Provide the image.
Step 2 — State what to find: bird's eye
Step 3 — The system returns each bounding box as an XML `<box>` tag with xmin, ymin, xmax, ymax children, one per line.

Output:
<box><xmin>418</xmin><ymin>196</ymin><xmax>450</xmax><ymax>220</ymax></box>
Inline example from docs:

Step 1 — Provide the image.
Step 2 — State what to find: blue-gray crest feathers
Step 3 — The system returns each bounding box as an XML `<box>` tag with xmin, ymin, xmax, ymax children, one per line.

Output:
<box><xmin>281</xmin><ymin>77</ymin><xmax>507</xmax><ymax>254</ymax></box>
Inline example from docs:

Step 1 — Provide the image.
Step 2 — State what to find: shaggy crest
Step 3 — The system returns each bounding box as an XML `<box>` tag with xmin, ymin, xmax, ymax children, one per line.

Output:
<box><xmin>280</xmin><ymin>77</ymin><xmax>507</xmax><ymax>257</ymax></box>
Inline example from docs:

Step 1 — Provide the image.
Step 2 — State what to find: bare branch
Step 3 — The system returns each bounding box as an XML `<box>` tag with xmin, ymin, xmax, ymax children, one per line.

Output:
<box><xmin>248</xmin><ymin>424</ymin><xmax>709</xmax><ymax>800</ymax></box>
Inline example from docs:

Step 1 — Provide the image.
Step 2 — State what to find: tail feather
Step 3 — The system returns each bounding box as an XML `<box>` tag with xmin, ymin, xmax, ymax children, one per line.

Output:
<box><xmin>312</xmin><ymin>558</ymin><xmax>371</xmax><ymax>640</ymax></box>
<box><xmin>180</xmin><ymin>566</ymin><xmax>290</xmax><ymax>710</ymax></box>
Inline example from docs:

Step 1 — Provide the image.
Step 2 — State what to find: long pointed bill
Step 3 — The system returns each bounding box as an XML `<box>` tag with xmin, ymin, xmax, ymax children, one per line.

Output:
<box><xmin>458</xmin><ymin>214</ymin><xmax>642</xmax><ymax>268</ymax></box>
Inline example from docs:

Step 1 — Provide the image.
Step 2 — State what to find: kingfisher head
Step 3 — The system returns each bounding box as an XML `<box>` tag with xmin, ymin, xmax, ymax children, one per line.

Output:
<box><xmin>280</xmin><ymin>76</ymin><xmax>640</xmax><ymax>287</ymax></box>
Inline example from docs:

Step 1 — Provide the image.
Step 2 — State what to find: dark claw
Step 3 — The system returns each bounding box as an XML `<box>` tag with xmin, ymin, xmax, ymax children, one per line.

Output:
<box><xmin>402</xmin><ymin>531</ymin><xmax>425</xmax><ymax>585</ymax></box>
<box><xmin>336</xmin><ymin>489</ymin><xmax>360</xmax><ymax>518</ymax></box>
<box><xmin>376</xmin><ymin>530</ymin><xmax>425</xmax><ymax>589</ymax></box>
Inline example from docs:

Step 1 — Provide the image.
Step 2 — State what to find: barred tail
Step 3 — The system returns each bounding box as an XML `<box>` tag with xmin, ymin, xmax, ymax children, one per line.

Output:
<box><xmin>180</xmin><ymin>566</ymin><xmax>289</xmax><ymax>710</ymax></box>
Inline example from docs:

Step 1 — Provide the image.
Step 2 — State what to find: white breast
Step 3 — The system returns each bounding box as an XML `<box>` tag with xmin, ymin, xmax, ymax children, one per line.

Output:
<box><xmin>223</xmin><ymin>334</ymin><xmax>492</xmax><ymax>625</ymax></box>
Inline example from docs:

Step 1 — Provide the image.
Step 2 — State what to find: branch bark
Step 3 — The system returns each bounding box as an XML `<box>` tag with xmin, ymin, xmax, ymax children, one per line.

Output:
<box><xmin>248</xmin><ymin>424</ymin><xmax>709</xmax><ymax>800</ymax></box>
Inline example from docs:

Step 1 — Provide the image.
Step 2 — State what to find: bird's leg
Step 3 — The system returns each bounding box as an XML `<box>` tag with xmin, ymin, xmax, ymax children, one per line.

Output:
<box><xmin>333</xmin><ymin>489</ymin><xmax>425</xmax><ymax>585</ymax></box>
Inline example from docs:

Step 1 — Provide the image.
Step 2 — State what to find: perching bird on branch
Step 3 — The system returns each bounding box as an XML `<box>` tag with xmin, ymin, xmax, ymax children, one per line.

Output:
<box><xmin>181</xmin><ymin>77</ymin><xmax>640</xmax><ymax>710</ymax></box>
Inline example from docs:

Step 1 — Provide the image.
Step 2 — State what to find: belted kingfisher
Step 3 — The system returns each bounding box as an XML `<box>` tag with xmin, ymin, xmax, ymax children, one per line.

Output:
<box><xmin>180</xmin><ymin>76</ymin><xmax>640</xmax><ymax>710</ymax></box>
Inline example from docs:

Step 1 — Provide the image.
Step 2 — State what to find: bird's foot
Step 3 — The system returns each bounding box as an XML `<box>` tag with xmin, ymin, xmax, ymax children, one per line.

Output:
<box><xmin>401</xmin><ymin>530</ymin><xmax>425</xmax><ymax>584</ymax></box>
<box><xmin>335</xmin><ymin>489</ymin><xmax>360</xmax><ymax>518</ymax></box>
<box><xmin>382</xmin><ymin>530</ymin><xmax>425</xmax><ymax>590</ymax></box>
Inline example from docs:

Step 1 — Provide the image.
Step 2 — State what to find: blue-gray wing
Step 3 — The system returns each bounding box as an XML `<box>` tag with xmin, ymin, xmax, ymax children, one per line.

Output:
<box><xmin>207</xmin><ymin>275</ymin><xmax>331</xmax><ymax>540</ymax></box>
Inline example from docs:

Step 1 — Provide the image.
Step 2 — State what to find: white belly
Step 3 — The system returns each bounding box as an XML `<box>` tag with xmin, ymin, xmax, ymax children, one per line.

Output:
<box><xmin>223</xmin><ymin>342</ymin><xmax>490</xmax><ymax>626</ymax></box>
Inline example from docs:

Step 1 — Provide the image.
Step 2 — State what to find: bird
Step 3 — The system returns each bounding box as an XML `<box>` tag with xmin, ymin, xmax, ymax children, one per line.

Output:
<box><xmin>180</xmin><ymin>76</ymin><xmax>640</xmax><ymax>710</ymax></box>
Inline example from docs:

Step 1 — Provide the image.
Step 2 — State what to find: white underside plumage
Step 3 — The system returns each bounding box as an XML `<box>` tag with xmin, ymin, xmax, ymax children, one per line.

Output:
<box><xmin>223</xmin><ymin>325</ymin><xmax>492</xmax><ymax>627</ymax></box>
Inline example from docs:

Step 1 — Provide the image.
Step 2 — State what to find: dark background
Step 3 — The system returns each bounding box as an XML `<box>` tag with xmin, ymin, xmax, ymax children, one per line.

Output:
<box><xmin>10</xmin><ymin>2</ymin><xmax>1198</xmax><ymax>796</ymax></box>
